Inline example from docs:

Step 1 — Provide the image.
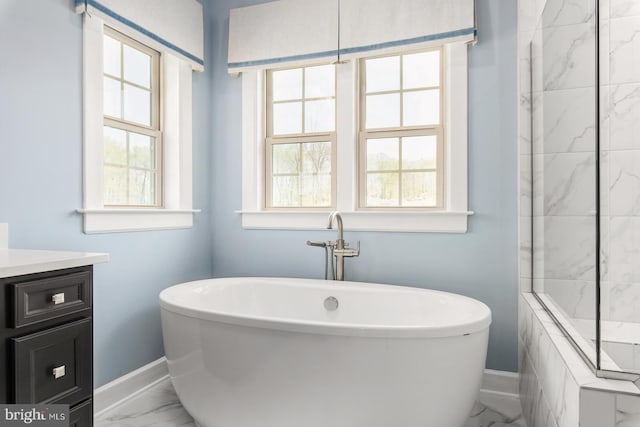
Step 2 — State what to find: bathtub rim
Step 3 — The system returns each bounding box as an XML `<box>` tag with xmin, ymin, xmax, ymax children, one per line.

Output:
<box><xmin>160</xmin><ymin>277</ymin><xmax>492</xmax><ymax>338</ymax></box>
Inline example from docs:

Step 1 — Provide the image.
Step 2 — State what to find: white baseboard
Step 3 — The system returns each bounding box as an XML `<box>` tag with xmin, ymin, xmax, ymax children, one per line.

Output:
<box><xmin>480</xmin><ymin>369</ymin><xmax>520</xmax><ymax>397</ymax></box>
<box><xmin>94</xmin><ymin>359</ymin><xmax>519</xmax><ymax>416</ymax></box>
<box><xmin>94</xmin><ymin>357</ymin><xmax>169</xmax><ymax>417</ymax></box>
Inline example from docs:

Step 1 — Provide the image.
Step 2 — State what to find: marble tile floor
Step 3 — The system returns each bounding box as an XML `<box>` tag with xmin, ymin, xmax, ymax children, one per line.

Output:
<box><xmin>96</xmin><ymin>378</ymin><xmax>527</xmax><ymax>427</ymax></box>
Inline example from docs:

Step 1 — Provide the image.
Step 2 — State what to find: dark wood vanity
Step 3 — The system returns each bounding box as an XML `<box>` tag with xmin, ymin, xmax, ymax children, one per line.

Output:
<box><xmin>0</xmin><ymin>250</ymin><xmax>108</xmax><ymax>427</ymax></box>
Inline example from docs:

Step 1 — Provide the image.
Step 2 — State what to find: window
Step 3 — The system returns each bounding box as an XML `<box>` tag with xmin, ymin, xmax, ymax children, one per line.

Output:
<box><xmin>79</xmin><ymin>14</ymin><xmax>198</xmax><ymax>233</ymax></box>
<box><xmin>240</xmin><ymin>43</ymin><xmax>471</xmax><ymax>233</ymax></box>
<box><xmin>360</xmin><ymin>49</ymin><xmax>444</xmax><ymax>208</ymax></box>
<box><xmin>266</xmin><ymin>65</ymin><xmax>336</xmax><ymax>208</ymax></box>
<box><xmin>103</xmin><ymin>29</ymin><xmax>161</xmax><ymax>207</ymax></box>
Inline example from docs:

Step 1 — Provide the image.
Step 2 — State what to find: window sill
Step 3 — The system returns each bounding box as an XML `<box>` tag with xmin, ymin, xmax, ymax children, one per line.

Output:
<box><xmin>76</xmin><ymin>208</ymin><xmax>201</xmax><ymax>234</ymax></box>
<box><xmin>236</xmin><ymin>210</ymin><xmax>473</xmax><ymax>233</ymax></box>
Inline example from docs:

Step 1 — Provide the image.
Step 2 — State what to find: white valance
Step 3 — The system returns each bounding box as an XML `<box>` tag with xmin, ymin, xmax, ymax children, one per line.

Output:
<box><xmin>228</xmin><ymin>0</ymin><xmax>476</xmax><ymax>73</ymax></box>
<box><xmin>228</xmin><ymin>0</ymin><xmax>339</xmax><ymax>72</ymax></box>
<box><xmin>75</xmin><ymin>0</ymin><xmax>204</xmax><ymax>72</ymax></box>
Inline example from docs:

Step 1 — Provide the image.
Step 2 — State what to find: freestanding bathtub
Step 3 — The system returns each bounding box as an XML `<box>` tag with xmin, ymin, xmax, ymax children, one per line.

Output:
<box><xmin>160</xmin><ymin>277</ymin><xmax>491</xmax><ymax>427</ymax></box>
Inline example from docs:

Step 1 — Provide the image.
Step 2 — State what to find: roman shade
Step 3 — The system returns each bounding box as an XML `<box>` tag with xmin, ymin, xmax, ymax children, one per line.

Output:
<box><xmin>75</xmin><ymin>0</ymin><xmax>204</xmax><ymax>72</ymax></box>
<box><xmin>228</xmin><ymin>0</ymin><xmax>476</xmax><ymax>73</ymax></box>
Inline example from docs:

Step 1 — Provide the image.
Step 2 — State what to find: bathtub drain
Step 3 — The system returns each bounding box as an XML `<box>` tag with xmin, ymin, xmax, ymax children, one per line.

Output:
<box><xmin>324</xmin><ymin>296</ymin><xmax>339</xmax><ymax>311</ymax></box>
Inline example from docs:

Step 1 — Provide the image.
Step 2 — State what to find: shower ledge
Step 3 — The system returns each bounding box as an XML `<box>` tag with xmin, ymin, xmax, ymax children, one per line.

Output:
<box><xmin>571</xmin><ymin>319</ymin><xmax>640</xmax><ymax>346</ymax></box>
<box><xmin>523</xmin><ymin>293</ymin><xmax>640</xmax><ymax>395</ymax></box>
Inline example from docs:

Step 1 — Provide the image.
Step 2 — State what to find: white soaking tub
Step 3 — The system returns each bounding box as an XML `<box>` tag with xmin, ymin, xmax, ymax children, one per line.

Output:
<box><xmin>160</xmin><ymin>277</ymin><xmax>491</xmax><ymax>427</ymax></box>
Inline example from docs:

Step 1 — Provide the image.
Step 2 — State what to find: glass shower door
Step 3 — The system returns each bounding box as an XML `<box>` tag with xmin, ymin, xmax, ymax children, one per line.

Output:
<box><xmin>531</xmin><ymin>0</ymin><xmax>640</xmax><ymax>380</ymax></box>
<box><xmin>530</xmin><ymin>0</ymin><xmax>599</xmax><ymax>367</ymax></box>
<box><xmin>599</xmin><ymin>0</ymin><xmax>640</xmax><ymax>376</ymax></box>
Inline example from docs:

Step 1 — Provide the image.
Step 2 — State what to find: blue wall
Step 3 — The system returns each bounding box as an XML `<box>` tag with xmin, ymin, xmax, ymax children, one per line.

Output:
<box><xmin>0</xmin><ymin>0</ymin><xmax>213</xmax><ymax>387</ymax></box>
<box><xmin>208</xmin><ymin>0</ymin><xmax>519</xmax><ymax>371</ymax></box>
<box><xmin>0</xmin><ymin>0</ymin><xmax>519</xmax><ymax>387</ymax></box>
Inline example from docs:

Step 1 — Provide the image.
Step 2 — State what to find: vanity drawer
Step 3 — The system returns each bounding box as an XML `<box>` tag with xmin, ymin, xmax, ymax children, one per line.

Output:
<box><xmin>70</xmin><ymin>399</ymin><xmax>93</xmax><ymax>427</ymax></box>
<box><xmin>12</xmin><ymin>318</ymin><xmax>92</xmax><ymax>405</ymax></box>
<box><xmin>10</xmin><ymin>271</ymin><xmax>92</xmax><ymax>328</ymax></box>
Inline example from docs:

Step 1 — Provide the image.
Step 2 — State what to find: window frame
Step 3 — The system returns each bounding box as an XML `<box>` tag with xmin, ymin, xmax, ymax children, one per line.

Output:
<box><xmin>78</xmin><ymin>14</ymin><xmax>199</xmax><ymax>234</ymax></box>
<box><xmin>358</xmin><ymin>128</ymin><xmax>445</xmax><ymax>210</ymax></box>
<box><xmin>358</xmin><ymin>47</ymin><xmax>446</xmax><ymax>210</ymax></box>
<box><xmin>239</xmin><ymin>43</ymin><xmax>471</xmax><ymax>233</ymax></box>
<box><xmin>265</xmin><ymin>135</ymin><xmax>338</xmax><ymax>210</ymax></box>
<box><xmin>102</xmin><ymin>27</ymin><xmax>163</xmax><ymax>208</ymax></box>
<box><xmin>264</xmin><ymin>64</ymin><xmax>338</xmax><ymax>210</ymax></box>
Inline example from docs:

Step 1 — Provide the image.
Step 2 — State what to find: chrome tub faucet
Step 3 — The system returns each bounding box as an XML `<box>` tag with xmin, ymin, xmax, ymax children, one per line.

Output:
<box><xmin>308</xmin><ymin>211</ymin><xmax>359</xmax><ymax>281</ymax></box>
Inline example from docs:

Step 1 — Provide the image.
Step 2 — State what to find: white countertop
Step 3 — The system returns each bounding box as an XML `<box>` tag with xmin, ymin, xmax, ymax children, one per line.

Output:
<box><xmin>0</xmin><ymin>249</ymin><xmax>109</xmax><ymax>278</ymax></box>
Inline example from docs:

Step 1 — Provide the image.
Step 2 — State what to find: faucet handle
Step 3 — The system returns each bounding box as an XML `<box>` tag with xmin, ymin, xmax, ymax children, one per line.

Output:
<box><xmin>308</xmin><ymin>240</ymin><xmax>338</xmax><ymax>249</ymax></box>
<box><xmin>337</xmin><ymin>240</ymin><xmax>360</xmax><ymax>257</ymax></box>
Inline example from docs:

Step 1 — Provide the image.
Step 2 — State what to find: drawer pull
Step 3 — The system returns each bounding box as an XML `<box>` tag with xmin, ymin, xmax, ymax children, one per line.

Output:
<box><xmin>52</xmin><ymin>365</ymin><xmax>66</xmax><ymax>379</ymax></box>
<box><xmin>51</xmin><ymin>293</ymin><xmax>65</xmax><ymax>305</ymax></box>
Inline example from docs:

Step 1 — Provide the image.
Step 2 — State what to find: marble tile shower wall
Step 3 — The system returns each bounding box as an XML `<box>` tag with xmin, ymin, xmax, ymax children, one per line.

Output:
<box><xmin>517</xmin><ymin>2</ymin><xmax>570</xmax><ymax>425</ymax></box>
<box><xmin>519</xmin><ymin>2</ymin><xmax>640</xmax><ymax>427</ymax></box>
<box><xmin>523</xmin><ymin>0</ymin><xmax>640</xmax><ymax>369</ymax></box>
<box><xmin>519</xmin><ymin>295</ymin><xmax>580</xmax><ymax>427</ymax></box>
<box><xmin>520</xmin><ymin>293</ymin><xmax>640</xmax><ymax>427</ymax></box>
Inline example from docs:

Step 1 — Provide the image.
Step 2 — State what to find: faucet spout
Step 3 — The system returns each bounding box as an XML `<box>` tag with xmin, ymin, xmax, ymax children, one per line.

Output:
<box><xmin>327</xmin><ymin>211</ymin><xmax>344</xmax><ymax>241</ymax></box>
<box><xmin>325</xmin><ymin>211</ymin><xmax>360</xmax><ymax>281</ymax></box>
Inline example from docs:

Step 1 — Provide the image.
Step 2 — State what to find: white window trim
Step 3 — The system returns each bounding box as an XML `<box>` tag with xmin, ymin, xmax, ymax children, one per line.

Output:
<box><xmin>239</xmin><ymin>43</ymin><xmax>472</xmax><ymax>233</ymax></box>
<box><xmin>77</xmin><ymin>14</ymin><xmax>199</xmax><ymax>234</ymax></box>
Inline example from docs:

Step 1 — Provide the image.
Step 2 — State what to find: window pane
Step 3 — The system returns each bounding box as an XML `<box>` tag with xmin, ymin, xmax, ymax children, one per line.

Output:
<box><xmin>123</xmin><ymin>44</ymin><xmax>151</xmax><ymax>88</ymax></box>
<box><xmin>104</xmin><ymin>126</ymin><xmax>127</xmax><ymax>166</ymax></box>
<box><xmin>366</xmin><ymin>173</ymin><xmax>399</xmax><ymax>207</ymax></box>
<box><xmin>402</xmin><ymin>136</ymin><xmax>437</xmax><ymax>170</ymax></box>
<box><xmin>367</xmin><ymin>138</ymin><xmax>399</xmax><ymax>171</ymax></box>
<box><xmin>302</xmin><ymin>141</ymin><xmax>331</xmax><ymax>174</ymax></box>
<box><xmin>305</xmin><ymin>64</ymin><xmax>335</xmax><ymax>98</ymax></box>
<box><xmin>104</xmin><ymin>77</ymin><xmax>122</xmax><ymax>118</ymax></box>
<box><xmin>272</xmin><ymin>144</ymin><xmax>300</xmax><ymax>174</ymax></box>
<box><xmin>104</xmin><ymin>35</ymin><xmax>121</xmax><ymax>77</ymax></box>
<box><xmin>129</xmin><ymin>169</ymin><xmax>155</xmax><ymax>205</ymax></box>
<box><xmin>402</xmin><ymin>171</ymin><xmax>437</xmax><ymax>206</ymax></box>
<box><xmin>272</xmin><ymin>176</ymin><xmax>300</xmax><ymax>207</ymax></box>
<box><xmin>366</xmin><ymin>93</ymin><xmax>400</xmax><ymax>129</ymax></box>
<box><xmin>403</xmin><ymin>89</ymin><xmax>440</xmax><ymax>126</ymax></box>
<box><xmin>305</xmin><ymin>99</ymin><xmax>335</xmax><ymax>133</ymax></box>
<box><xmin>123</xmin><ymin>84</ymin><xmax>151</xmax><ymax>126</ymax></box>
<box><xmin>301</xmin><ymin>174</ymin><xmax>331</xmax><ymax>206</ymax></box>
<box><xmin>273</xmin><ymin>69</ymin><xmax>303</xmax><ymax>101</ymax></box>
<box><xmin>403</xmin><ymin>51</ymin><xmax>440</xmax><ymax>89</ymax></box>
<box><xmin>129</xmin><ymin>132</ymin><xmax>155</xmax><ymax>169</ymax></box>
<box><xmin>366</xmin><ymin>56</ymin><xmax>400</xmax><ymax>93</ymax></box>
<box><xmin>104</xmin><ymin>166</ymin><xmax>127</xmax><ymax>205</ymax></box>
<box><xmin>273</xmin><ymin>102</ymin><xmax>302</xmax><ymax>135</ymax></box>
